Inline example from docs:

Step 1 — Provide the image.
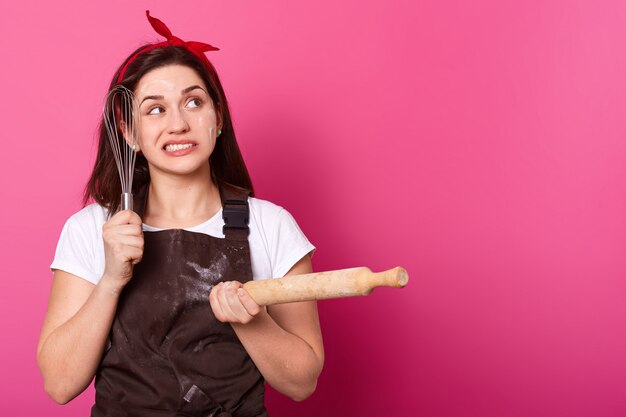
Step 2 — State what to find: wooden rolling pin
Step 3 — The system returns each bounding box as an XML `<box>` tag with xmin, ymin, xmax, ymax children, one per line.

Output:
<box><xmin>242</xmin><ymin>267</ymin><xmax>408</xmax><ymax>306</ymax></box>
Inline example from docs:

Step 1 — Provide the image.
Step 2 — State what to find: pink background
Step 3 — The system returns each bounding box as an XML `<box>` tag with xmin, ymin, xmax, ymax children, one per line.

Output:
<box><xmin>1</xmin><ymin>0</ymin><xmax>625</xmax><ymax>416</ymax></box>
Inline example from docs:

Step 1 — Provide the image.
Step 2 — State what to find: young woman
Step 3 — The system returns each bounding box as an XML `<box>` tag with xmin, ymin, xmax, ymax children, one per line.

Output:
<box><xmin>37</xmin><ymin>11</ymin><xmax>324</xmax><ymax>417</ymax></box>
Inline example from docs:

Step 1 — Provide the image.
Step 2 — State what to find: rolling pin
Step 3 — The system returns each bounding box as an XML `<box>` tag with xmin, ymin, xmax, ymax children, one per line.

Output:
<box><xmin>242</xmin><ymin>267</ymin><xmax>408</xmax><ymax>306</ymax></box>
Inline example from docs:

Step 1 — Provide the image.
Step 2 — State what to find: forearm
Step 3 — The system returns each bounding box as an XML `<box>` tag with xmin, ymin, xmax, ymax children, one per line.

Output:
<box><xmin>232</xmin><ymin>309</ymin><xmax>323</xmax><ymax>401</ymax></box>
<box><xmin>38</xmin><ymin>278</ymin><xmax>120</xmax><ymax>404</ymax></box>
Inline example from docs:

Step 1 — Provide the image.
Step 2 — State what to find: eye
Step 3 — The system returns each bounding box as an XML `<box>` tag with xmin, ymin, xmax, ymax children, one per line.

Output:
<box><xmin>187</xmin><ymin>98</ymin><xmax>202</xmax><ymax>108</ymax></box>
<box><xmin>147</xmin><ymin>106</ymin><xmax>164</xmax><ymax>115</ymax></box>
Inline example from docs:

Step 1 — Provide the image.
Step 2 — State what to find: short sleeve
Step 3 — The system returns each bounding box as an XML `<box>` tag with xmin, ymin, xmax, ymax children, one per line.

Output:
<box><xmin>269</xmin><ymin>208</ymin><xmax>316</xmax><ymax>278</ymax></box>
<box><xmin>50</xmin><ymin>211</ymin><xmax>101</xmax><ymax>285</ymax></box>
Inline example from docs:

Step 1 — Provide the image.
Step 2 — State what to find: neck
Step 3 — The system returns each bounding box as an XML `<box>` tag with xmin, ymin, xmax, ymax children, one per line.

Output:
<box><xmin>143</xmin><ymin>164</ymin><xmax>222</xmax><ymax>228</ymax></box>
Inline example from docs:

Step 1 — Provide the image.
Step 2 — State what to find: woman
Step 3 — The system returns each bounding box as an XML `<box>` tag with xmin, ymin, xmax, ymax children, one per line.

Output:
<box><xmin>37</xmin><ymin>11</ymin><xmax>324</xmax><ymax>417</ymax></box>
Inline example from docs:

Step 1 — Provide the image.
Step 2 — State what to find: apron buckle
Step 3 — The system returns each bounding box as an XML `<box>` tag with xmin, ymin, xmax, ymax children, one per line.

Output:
<box><xmin>222</xmin><ymin>199</ymin><xmax>249</xmax><ymax>234</ymax></box>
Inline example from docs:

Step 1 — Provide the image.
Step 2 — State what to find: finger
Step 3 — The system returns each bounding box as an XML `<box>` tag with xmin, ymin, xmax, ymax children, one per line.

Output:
<box><xmin>126</xmin><ymin>211</ymin><xmax>143</xmax><ymax>225</ymax></box>
<box><xmin>110</xmin><ymin>210</ymin><xmax>142</xmax><ymax>226</ymax></box>
<box><xmin>219</xmin><ymin>282</ymin><xmax>253</xmax><ymax>323</ymax></box>
<box><xmin>112</xmin><ymin>224</ymin><xmax>143</xmax><ymax>236</ymax></box>
<box><xmin>216</xmin><ymin>282</ymin><xmax>239</xmax><ymax>319</ymax></box>
<box><xmin>110</xmin><ymin>210</ymin><xmax>135</xmax><ymax>225</ymax></box>
<box><xmin>126</xmin><ymin>247</ymin><xmax>143</xmax><ymax>264</ymax></box>
<box><xmin>209</xmin><ymin>283</ymin><xmax>226</xmax><ymax>322</ymax></box>
<box><xmin>113</xmin><ymin>236</ymin><xmax>144</xmax><ymax>250</ymax></box>
<box><xmin>237</xmin><ymin>287</ymin><xmax>262</xmax><ymax>316</ymax></box>
<box><xmin>227</xmin><ymin>283</ymin><xmax>256</xmax><ymax>322</ymax></box>
<box><xmin>113</xmin><ymin>243</ymin><xmax>143</xmax><ymax>261</ymax></box>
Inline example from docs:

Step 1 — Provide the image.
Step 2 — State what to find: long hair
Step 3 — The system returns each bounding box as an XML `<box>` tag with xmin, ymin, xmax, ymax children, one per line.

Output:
<box><xmin>84</xmin><ymin>45</ymin><xmax>254</xmax><ymax>212</ymax></box>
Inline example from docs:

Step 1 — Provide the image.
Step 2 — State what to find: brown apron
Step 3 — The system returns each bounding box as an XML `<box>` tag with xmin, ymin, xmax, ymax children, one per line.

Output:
<box><xmin>92</xmin><ymin>184</ymin><xmax>267</xmax><ymax>417</ymax></box>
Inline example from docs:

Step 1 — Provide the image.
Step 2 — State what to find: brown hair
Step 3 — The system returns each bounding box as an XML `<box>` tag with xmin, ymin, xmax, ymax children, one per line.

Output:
<box><xmin>84</xmin><ymin>45</ymin><xmax>254</xmax><ymax>212</ymax></box>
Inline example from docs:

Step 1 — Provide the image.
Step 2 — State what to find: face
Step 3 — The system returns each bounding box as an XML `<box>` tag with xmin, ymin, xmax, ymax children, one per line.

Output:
<box><xmin>133</xmin><ymin>64</ymin><xmax>220</xmax><ymax>177</ymax></box>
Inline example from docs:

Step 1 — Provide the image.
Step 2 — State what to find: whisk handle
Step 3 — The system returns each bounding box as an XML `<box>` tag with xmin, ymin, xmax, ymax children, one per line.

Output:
<box><xmin>121</xmin><ymin>193</ymin><xmax>133</xmax><ymax>211</ymax></box>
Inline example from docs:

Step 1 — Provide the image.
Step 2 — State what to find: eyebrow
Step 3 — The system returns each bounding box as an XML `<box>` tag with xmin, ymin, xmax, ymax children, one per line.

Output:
<box><xmin>139</xmin><ymin>85</ymin><xmax>207</xmax><ymax>106</ymax></box>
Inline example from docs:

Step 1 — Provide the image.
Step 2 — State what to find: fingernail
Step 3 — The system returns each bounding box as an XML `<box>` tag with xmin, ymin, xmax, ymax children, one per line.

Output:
<box><xmin>237</xmin><ymin>288</ymin><xmax>244</xmax><ymax>297</ymax></box>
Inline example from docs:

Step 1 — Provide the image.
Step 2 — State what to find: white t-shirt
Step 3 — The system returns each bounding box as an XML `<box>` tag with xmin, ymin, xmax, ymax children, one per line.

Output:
<box><xmin>51</xmin><ymin>198</ymin><xmax>315</xmax><ymax>285</ymax></box>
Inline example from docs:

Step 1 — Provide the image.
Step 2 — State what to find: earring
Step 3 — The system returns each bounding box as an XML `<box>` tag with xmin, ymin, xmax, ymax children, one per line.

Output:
<box><xmin>217</xmin><ymin>129</ymin><xmax>222</xmax><ymax>137</ymax></box>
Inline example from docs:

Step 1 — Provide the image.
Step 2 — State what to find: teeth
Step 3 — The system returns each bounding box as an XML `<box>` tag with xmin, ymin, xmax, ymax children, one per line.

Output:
<box><xmin>165</xmin><ymin>143</ymin><xmax>194</xmax><ymax>152</ymax></box>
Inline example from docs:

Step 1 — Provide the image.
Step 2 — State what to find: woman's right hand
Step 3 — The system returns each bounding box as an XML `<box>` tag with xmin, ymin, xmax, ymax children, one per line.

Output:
<box><xmin>101</xmin><ymin>209</ymin><xmax>144</xmax><ymax>291</ymax></box>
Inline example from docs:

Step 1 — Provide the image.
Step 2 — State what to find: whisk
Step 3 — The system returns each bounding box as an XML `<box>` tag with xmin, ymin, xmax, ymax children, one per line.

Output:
<box><xmin>103</xmin><ymin>85</ymin><xmax>139</xmax><ymax>211</ymax></box>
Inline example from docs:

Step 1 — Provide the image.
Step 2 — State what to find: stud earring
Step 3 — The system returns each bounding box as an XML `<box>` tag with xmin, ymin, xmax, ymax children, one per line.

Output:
<box><xmin>217</xmin><ymin>129</ymin><xmax>222</xmax><ymax>137</ymax></box>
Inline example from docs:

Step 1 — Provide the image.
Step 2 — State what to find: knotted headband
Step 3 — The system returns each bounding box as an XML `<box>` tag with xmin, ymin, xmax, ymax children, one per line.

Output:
<box><xmin>117</xmin><ymin>10</ymin><xmax>219</xmax><ymax>84</ymax></box>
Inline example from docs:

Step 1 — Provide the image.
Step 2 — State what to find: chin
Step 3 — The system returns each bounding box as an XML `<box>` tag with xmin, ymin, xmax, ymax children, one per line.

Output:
<box><xmin>149</xmin><ymin>159</ymin><xmax>212</xmax><ymax>178</ymax></box>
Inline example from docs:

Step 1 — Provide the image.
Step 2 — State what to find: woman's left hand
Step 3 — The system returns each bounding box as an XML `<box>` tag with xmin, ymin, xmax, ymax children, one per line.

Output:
<box><xmin>209</xmin><ymin>281</ymin><xmax>262</xmax><ymax>324</ymax></box>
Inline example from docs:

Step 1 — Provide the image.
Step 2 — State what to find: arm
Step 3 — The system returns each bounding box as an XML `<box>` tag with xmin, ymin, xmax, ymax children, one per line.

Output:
<box><xmin>37</xmin><ymin>210</ymin><xmax>143</xmax><ymax>404</ymax></box>
<box><xmin>210</xmin><ymin>254</ymin><xmax>324</xmax><ymax>401</ymax></box>
<box><xmin>36</xmin><ymin>271</ymin><xmax>120</xmax><ymax>404</ymax></box>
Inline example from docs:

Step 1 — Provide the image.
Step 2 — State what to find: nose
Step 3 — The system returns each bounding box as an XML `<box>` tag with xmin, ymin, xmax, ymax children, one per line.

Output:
<box><xmin>167</xmin><ymin>107</ymin><xmax>190</xmax><ymax>134</ymax></box>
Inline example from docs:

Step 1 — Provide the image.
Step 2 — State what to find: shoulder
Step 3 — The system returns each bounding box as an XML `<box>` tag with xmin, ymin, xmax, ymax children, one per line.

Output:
<box><xmin>64</xmin><ymin>203</ymin><xmax>109</xmax><ymax>233</ymax></box>
<box><xmin>51</xmin><ymin>203</ymin><xmax>109</xmax><ymax>285</ymax></box>
<box><xmin>248</xmin><ymin>197</ymin><xmax>297</xmax><ymax>232</ymax></box>
<box><xmin>247</xmin><ymin>197</ymin><xmax>315</xmax><ymax>278</ymax></box>
<box><xmin>248</xmin><ymin>197</ymin><xmax>287</xmax><ymax>218</ymax></box>
<box><xmin>56</xmin><ymin>203</ymin><xmax>109</xmax><ymax>251</ymax></box>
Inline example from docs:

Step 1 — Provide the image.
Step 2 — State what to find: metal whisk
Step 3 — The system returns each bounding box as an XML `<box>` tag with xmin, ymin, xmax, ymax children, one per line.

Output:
<box><xmin>103</xmin><ymin>85</ymin><xmax>139</xmax><ymax>211</ymax></box>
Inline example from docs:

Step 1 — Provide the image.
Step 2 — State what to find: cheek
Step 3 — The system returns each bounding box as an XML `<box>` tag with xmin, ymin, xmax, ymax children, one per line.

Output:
<box><xmin>137</xmin><ymin>121</ymin><xmax>160</xmax><ymax>143</ymax></box>
<box><xmin>197</xmin><ymin>109</ymin><xmax>217</xmax><ymax>129</ymax></box>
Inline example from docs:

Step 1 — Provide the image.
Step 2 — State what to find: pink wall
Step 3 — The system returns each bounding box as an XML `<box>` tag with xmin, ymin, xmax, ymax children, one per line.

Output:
<box><xmin>2</xmin><ymin>0</ymin><xmax>625</xmax><ymax>415</ymax></box>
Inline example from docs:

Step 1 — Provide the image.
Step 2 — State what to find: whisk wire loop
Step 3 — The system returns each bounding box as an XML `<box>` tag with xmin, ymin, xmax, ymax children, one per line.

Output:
<box><xmin>103</xmin><ymin>85</ymin><xmax>139</xmax><ymax>212</ymax></box>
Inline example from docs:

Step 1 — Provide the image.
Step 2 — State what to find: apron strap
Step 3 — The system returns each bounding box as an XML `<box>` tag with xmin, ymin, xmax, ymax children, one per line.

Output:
<box><xmin>220</xmin><ymin>182</ymin><xmax>251</xmax><ymax>242</ymax></box>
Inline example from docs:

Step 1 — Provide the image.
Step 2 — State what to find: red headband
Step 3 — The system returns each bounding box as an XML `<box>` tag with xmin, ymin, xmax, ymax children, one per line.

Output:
<box><xmin>116</xmin><ymin>10</ymin><xmax>219</xmax><ymax>84</ymax></box>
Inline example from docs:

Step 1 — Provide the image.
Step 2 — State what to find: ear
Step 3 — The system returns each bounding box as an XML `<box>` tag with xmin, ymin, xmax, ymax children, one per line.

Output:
<box><xmin>119</xmin><ymin>120</ymin><xmax>139</xmax><ymax>151</ymax></box>
<box><xmin>216</xmin><ymin>103</ymin><xmax>223</xmax><ymax>133</ymax></box>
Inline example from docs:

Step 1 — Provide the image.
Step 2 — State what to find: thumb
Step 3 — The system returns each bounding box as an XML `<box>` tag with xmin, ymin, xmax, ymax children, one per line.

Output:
<box><xmin>237</xmin><ymin>287</ymin><xmax>262</xmax><ymax>316</ymax></box>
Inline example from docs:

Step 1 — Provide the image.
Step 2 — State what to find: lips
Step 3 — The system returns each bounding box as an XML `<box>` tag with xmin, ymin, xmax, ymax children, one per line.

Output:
<box><xmin>162</xmin><ymin>139</ymin><xmax>198</xmax><ymax>153</ymax></box>
<box><xmin>165</xmin><ymin>143</ymin><xmax>194</xmax><ymax>152</ymax></box>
